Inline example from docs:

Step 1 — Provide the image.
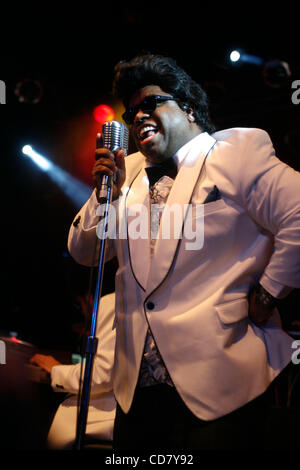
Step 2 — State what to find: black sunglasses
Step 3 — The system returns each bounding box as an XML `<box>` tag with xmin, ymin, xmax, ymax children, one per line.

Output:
<box><xmin>122</xmin><ymin>95</ymin><xmax>178</xmax><ymax>125</ymax></box>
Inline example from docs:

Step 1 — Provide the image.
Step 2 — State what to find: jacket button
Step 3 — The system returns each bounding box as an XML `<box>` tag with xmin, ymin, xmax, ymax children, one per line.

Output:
<box><xmin>146</xmin><ymin>301</ymin><xmax>155</xmax><ymax>310</ymax></box>
<box><xmin>73</xmin><ymin>216</ymin><xmax>81</xmax><ymax>227</ymax></box>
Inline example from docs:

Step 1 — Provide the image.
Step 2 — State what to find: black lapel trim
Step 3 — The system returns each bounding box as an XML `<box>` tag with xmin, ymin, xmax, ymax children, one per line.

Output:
<box><xmin>125</xmin><ymin>168</ymin><xmax>146</xmax><ymax>292</ymax></box>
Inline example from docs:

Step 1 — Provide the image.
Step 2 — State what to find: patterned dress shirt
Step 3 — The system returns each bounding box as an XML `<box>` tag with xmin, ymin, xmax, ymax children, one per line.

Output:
<box><xmin>138</xmin><ymin>175</ymin><xmax>175</xmax><ymax>388</ymax></box>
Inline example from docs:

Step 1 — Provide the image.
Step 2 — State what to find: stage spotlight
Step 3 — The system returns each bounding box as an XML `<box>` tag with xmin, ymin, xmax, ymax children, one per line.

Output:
<box><xmin>240</xmin><ymin>54</ymin><xmax>264</xmax><ymax>66</ymax></box>
<box><xmin>21</xmin><ymin>145</ymin><xmax>92</xmax><ymax>208</ymax></box>
<box><xmin>22</xmin><ymin>145</ymin><xmax>52</xmax><ymax>171</ymax></box>
<box><xmin>228</xmin><ymin>48</ymin><xmax>291</xmax><ymax>88</ymax></box>
<box><xmin>229</xmin><ymin>49</ymin><xmax>264</xmax><ymax>66</ymax></box>
<box><xmin>230</xmin><ymin>50</ymin><xmax>241</xmax><ymax>63</ymax></box>
<box><xmin>93</xmin><ymin>104</ymin><xmax>115</xmax><ymax>123</ymax></box>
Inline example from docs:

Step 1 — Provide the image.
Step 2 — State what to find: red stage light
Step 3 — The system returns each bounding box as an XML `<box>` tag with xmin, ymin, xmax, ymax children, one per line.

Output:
<box><xmin>10</xmin><ymin>336</ymin><xmax>19</xmax><ymax>343</ymax></box>
<box><xmin>93</xmin><ymin>104</ymin><xmax>115</xmax><ymax>123</ymax></box>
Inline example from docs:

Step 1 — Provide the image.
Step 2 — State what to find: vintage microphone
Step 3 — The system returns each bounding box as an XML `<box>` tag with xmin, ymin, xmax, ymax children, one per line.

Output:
<box><xmin>75</xmin><ymin>121</ymin><xmax>128</xmax><ymax>450</ymax></box>
<box><xmin>98</xmin><ymin>120</ymin><xmax>129</xmax><ymax>201</ymax></box>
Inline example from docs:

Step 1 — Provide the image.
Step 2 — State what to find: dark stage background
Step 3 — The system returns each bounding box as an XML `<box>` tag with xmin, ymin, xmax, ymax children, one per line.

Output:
<box><xmin>1</xmin><ymin>7</ymin><xmax>299</xmax><ymax>350</ymax></box>
<box><xmin>0</xmin><ymin>6</ymin><xmax>300</xmax><ymax>454</ymax></box>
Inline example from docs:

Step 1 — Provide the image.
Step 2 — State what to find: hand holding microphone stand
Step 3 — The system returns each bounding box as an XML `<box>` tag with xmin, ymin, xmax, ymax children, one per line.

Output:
<box><xmin>75</xmin><ymin>121</ymin><xmax>128</xmax><ymax>450</ymax></box>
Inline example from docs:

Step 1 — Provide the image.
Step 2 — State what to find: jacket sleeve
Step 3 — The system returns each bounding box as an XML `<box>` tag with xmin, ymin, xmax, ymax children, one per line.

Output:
<box><xmin>51</xmin><ymin>293</ymin><xmax>116</xmax><ymax>395</ymax></box>
<box><xmin>236</xmin><ymin>129</ymin><xmax>300</xmax><ymax>297</ymax></box>
<box><xmin>68</xmin><ymin>189</ymin><xmax>117</xmax><ymax>266</ymax></box>
<box><xmin>68</xmin><ymin>151</ymin><xmax>145</xmax><ymax>266</ymax></box>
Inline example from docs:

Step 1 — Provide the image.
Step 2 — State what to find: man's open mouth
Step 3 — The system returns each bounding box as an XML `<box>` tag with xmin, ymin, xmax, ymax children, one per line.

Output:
<box><xmin>138</xmin><ymin>125</ymin><xmax>158</xmax><ymax>144</ymax></box>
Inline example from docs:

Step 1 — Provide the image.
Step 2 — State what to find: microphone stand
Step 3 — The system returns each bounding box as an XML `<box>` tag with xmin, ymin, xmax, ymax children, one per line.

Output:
<box><xmin>75</xmin><ymin>174</ymin><xmax>113</xmax><ymax>450</ymax></box>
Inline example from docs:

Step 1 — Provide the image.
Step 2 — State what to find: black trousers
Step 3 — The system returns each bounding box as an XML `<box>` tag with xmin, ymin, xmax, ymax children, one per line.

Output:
<box><xmin>113</xmin><ymin>376</ymin><xmax>283</xmax><ymax>452</ymax></box>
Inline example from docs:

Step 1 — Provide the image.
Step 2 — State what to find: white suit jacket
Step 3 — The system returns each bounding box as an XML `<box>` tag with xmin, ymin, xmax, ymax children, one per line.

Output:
<box><xmin>68</xmin><ymin>128</ymin><xmax>300</xmax><ymax>421</ymax></box>
<box><xmin>48</xmin><ymin>293</ymin><xmax>116</xmax><ymax>448</ymax></box>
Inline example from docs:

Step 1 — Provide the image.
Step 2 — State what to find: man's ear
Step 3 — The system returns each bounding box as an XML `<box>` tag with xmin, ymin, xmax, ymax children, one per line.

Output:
<box><xmin>181</xmin><ymin>103</ymin><xmax>195</xmax><ymax>122</ymax></box>
<box><xmin>187</xmin><ymin>109</ymin><xmax>195</xmax><ymax>122</ymax></box>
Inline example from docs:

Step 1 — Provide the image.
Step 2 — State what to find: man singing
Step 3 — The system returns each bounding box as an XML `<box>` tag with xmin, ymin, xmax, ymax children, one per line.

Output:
<box><xmin>68</xmin><ymin>54</ymin><xmax>300</xmax><ymax>450</ymax></box>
